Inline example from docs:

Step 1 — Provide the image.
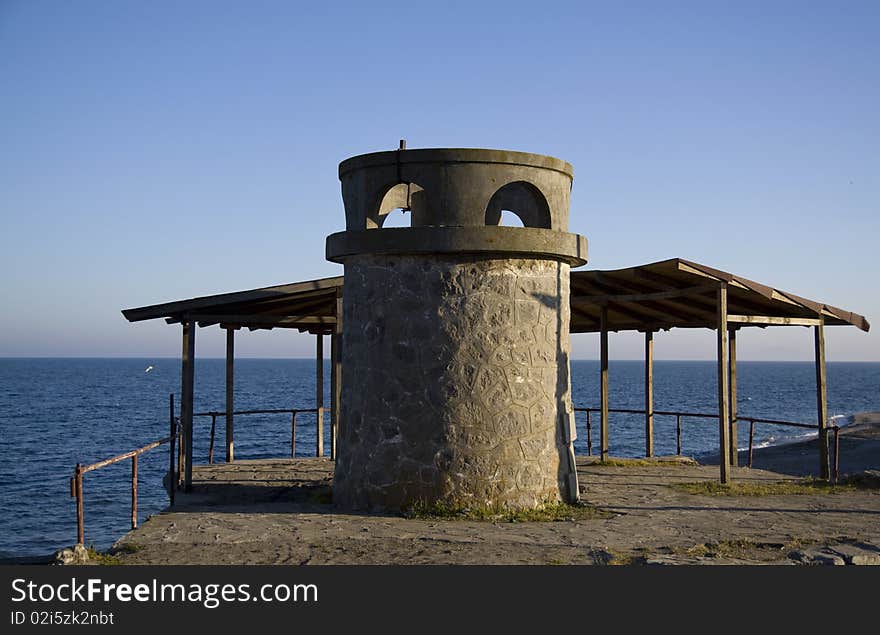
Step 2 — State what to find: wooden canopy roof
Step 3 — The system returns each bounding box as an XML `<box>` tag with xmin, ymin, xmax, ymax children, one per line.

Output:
<box><xmin>121</xmin><ymin>258</ymin><xmax>869</xmax><ymax>335</ymax></box>
<box><xmin>569</xmin><ymin>258</ymin><xmax>869</xmax><ymax>333</ymax></box>
<box><xmin>122</xmin><ymin>276</ymin><xmax>343</xmax><ymax>334</ymax></box>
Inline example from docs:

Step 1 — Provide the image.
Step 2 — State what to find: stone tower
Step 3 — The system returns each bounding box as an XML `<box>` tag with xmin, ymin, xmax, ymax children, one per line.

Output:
<box><xmin>326</xmin><ymin>147</ymin><xmax>588</xmax><ymax>511</ymax></box>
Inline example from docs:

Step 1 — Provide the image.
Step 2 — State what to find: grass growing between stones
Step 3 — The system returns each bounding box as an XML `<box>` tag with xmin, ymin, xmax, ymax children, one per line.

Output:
<box><xmin>679</xmin><ymin>538</ymin><xmax>824</xmax><ymax>562</ymax></box>
<box><xmin>404</xmin><ymin>500</ymin><xmax>611</xmax><ymax>522</ymax></box>
<box><xmin>112</xmin><ymin>542</ymin><xmax>141</xmax><ymax>554</ymax></box>
<box><xmin>670</xmin><ymin>479</ymin><xmax>858</xmax><ymax>496</ymax></box>
<box><xmin>86</xmin><ymin>546</ymin><xmax>124</xmax><ymax>565</ymax></box>
<box><xmin>589</xmin><ymin>547</ymin><xmax>645</xmax><ymax>565</ymax></box>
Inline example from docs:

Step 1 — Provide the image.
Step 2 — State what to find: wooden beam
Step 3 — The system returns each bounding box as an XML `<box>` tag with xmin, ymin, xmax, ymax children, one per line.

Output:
<box><xmin>815</xmin><ymin>319</ymin><xmax>830</xmax><ymax>479</ymax></box>
<box><xmin>225</xmin><ymin>327</ymin><xmax>234</xmax><ymax>463</ymax></box>
<box><xmin>610</xmin><ymin>299</ymin><xmax>687</xmax><ymax>323</ymax></box>
<box><xmin>728</xmin><ymin>327</ymin><xmax>737</xmax><ymax>467</ymax></box>
<box><xmin>330</xmin><ymin>332</ymin><xmax>337</xmax><ymax>461</ymax></box>
<box><xmin>600</xmin><ymin>305</ymin><xmax>609</xmax><ymax>462</ymax></box>
<box><xmin>228</xmin><ymin>288</ymin><xmax>337</xmax><ymax>311</ymax></box>
<box><xmin>197</xmin><ymin>314</ymin><xmax>336</xmax><ymax>328</ymax></box>
<box><xmin>193</xmin><ymin>290</ymin><xmax>336</xmax><ymax>324</ymax></box>
<box><xmin>594</xmin><ymin>272</ymin><xmax>724</xmax><ymax>321</ymax></box>
<box><xmin>604</xmin><ymin>272</ymin><xmax>731</xmax><ymax>320</ymax></box>
<box><xmin>646</xmin><ymin>297</ymin><xmax>717</xmax><ymax>321</ymax></box>
<box><xmin>630</xmin><ymin>266</ymin><xmax>687</xmax><ymax>289</ymax></box>
<box><xmin>316</xmin><ymin>333</ymin><xmax>324</xmax><ymax>458</ymax></box>
<box><xmin>249</xmin><ymin>324</ymin><xmax>335</xmax><ymax>333</ymax></box>
<box><xmin>571</xmin><ymin>320</ymin><xmax>716</xmax><ymax>334</ymax></box>
<box><xmin>123</xmin><ymin>276</ymin><xmax>344</xmax><ymax>322</ymax></box>
<box><xmin>572</xmin><ymin>284</ymin><xmax>718</xmax><ymax>307</ymax></box>
<box><xmin>570</xmin><ymin>303</ymin><xmax>597</xmax><ymax>323</ymax></box>
<box><xmin>727</xmin><ymin>314</ymin><xmax>821</xmax><ymax>327</ymax></box>
<box><xmin>605</xmin><ymin>301</ymin><xmax>667</xmax><ymax>325</ymax></box>
<box><xmin>181</xmin><ymin>321</ymin><xmax>195</xmax><ymax>492</ymax></box>
<box><xmin>716</xmin><ymin>285</ymin><xmax>731</xmax><ymax>484</ymax></box>
<box><xmin>331</xmin><ymin>289</ymin><xmax>343</xmax><ymax>460</ymax></box>
<box><xmin>645</xmin><ymin>330</ymin><xmax>654</xmax><ymax>458</ymax></box>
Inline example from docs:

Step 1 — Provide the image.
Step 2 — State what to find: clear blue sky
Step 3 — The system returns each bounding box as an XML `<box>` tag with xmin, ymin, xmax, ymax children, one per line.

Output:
<box><xmin>1</xmin><ymin>1</ymin><xmax>877</xmax><ymax>360</ymax></box>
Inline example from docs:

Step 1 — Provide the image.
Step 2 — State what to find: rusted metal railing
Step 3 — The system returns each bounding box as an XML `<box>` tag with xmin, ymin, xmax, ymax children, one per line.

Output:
<box><xmin>192</xmin><ymin>408</ymin><xmax>319</xmax><ymax>463</ymax></box>
<box><xmin>70</xmin><ymin>394</ymin><xmax>179</xmax><ymax>547</ymax></box>
<box><xmin>69</xmin><ymin>398</ymin><xmax>323</xmax><ymax>546</ymax></box>
<box><xmin>743</xmin><ymin>417</ymin><xmax>840</xmax><ymax>480</ymax></box>
<box><xmin>574</xmin><ymin>406</ymin><xmax>840</xmax><ymax>481</ymax></box>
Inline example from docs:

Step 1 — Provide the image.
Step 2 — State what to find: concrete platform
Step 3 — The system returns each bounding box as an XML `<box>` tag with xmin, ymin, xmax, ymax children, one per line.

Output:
<box><xmin>109</xmin><ymin>455</ymin><xmax>880</xmax><ymax>565</ymax></box>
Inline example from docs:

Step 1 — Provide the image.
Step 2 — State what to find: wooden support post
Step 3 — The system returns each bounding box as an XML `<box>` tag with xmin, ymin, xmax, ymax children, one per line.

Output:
<box><xmin>716</xmin><ymin>285</ymin><xmax>731</xmax><ymax>484</ymax></box>
<box><xmin>815</xmin><ymin>319</ymin><xmax>830</xmax><ymax>479</ymax></box>
<box><xmin>208</xmin><ymin>414</ymin><xmax>216</xmax><ymax>464</ymax></box>
<box><xmin>225</xmin><ymin>327</ymin><xmax>235</xmax><ymax>463</ymax></box>
<box><xmin>644</xmin><ymin>330</ymin><xmax>654</xmax><ymax>458</ymax></box>
<box><xmin>600</xmin><ymin>305</ymin><xmax>609</xmax><ymax>462</ymax></box>
<box><xmin>833</xmin><ymin>426</ymin><xmax>840</xmax><ymax>482</ymax></box>
<box><xmin>586</xmin><ymin>410</ymin><xmax>592</xmax><ymax>456</ymax></box>
<box><xmin>333</xmin><ymin>289</ymin><xmax>343</xmax><ymax>455</ymax></box>
<box><xmin>291</xmin><ymin>411</ymin><xmax>297</xmax><ymax>458</ymax></box>
<box><xmin>181</xmin><ymin>320</ymin><xmax>195</xmax><ymax>492</ymax></box>
<box><xmin>676</xmin><ymin>415</ymin><xmax>682</xmax><ymax>455</ymax></box>
<box><xmin>177</xmin><ymin>423</ymin><xmax>184</xmax><ymax>488</ymax></box>
<box><xmin>331</xmin><ymin>331</ymin><xmax>341</xmax><ymax>460</ymax></box>
<box><xmin>728</xmin><ymin>327</ymin><xmax>738</xmax><ymax>467</ymax></box>
<box><xmin>131</xmin><ymin>454</ymin><xmax>138</xmax><ymax>529</ymax></box>
<box><xmin>316</xmin><ymin>333</ymin><xmax>324</xmax><ymax>457</ymax></box>
<box><xmin>75</xmin><ymin>463</ymin><xmax>84</xmax><ymax>546</ymax></box>
<box><xmin>177</xmin><ymin>421</ymin><xmax>184</xmax><ymax>488</ymax></box>
<box><xmin>748</xmin><ymin>419</ymin><xmax>755</xmax><ymax>468</ymax></box>
<box><xmin>168</xmin><ymin>393</ymin><xmax>175</xmax><ymax>506</ymax></box>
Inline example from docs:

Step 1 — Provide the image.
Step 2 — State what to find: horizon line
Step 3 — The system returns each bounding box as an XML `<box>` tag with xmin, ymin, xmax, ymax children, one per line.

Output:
<box><xmin>1</xmin><ymin>356</ymin><xmax>878</xmax><ymax>363</ymax></box>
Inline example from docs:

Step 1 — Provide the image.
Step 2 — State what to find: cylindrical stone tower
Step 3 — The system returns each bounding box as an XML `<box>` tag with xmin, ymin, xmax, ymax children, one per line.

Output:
<box><xmin>326</xmin><ymin>147</ymin><xmax>588</xmax><ymax>511</ymax></box>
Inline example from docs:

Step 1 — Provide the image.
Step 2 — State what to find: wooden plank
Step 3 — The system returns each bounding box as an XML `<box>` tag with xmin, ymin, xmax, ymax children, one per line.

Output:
<box><xmin>612</xmin><ymin>299</ymin><xmax>688</xmax><ymax>323</ymax></box>
<box><xmin>815</xmin><ymin>319</ymin><xmax>830</xmax><ymax>479</ymax></box>
<box><xmin>225</xmin><ymin>327</ymin><xmax>234</xmax><ymax>463</ymax></box>
<box><xmin>571</xmin><ymin>320</ymin><xmax>715</xmax><ymax>334</ymax></box>
<box><xmin>727</xmin><ymin>315</ymin><xmax>821</xmax><ymax>326</ymax></box>
<box><xmin>192</xmin><ymin>290</ymin><xmax>337</xmax><ymax>323</ymax></box>
<box><xmin>181</xmin><ymin>321</ymin><xmax>195</xmax><ymax>492</ymax></box>
<box><xmin>728</xmin><ymin>327</ymin><xmax>738</xmax><ymax>467</ymax></box>
<box><xmin>316</xmin><ymin>333</ymin><xmax>324</xmax><ymax>458</ymax></box>
<box><xmin>716</xmin><ymin>286</ymin><xmax>731</xmax><ymax>484</ymax></box>
<box><xmin>122</xmin><ymin>276</ymin><xmax>344</xmax><ymax>322</ymax></box>
<box><xmin>572</xmin><ymin>284</ymin><xmax>718</xmax><ymax>307</ymax></box>
<box><xmin>197</xmin><ymin>314</ymin><xmax>336</xmax><ymax>328</ymax></box>
<box><xmin>630</xmin><ymin>266</ymin><xmax>689</xmax><ymax>289</ymax></box>
<box><xmin>605</xmin><ymin>301</ymin><xmax>667</xmax><ymax>325</ymax></box>
<box><xmin>572</xmin><ymin>272</ymin><xmax>719</xmax><ymax>321</ymax></box>
<box><xmin>617</xmin><ymin>269</ymin><xmax>779</xmax><ymax>318</ymax></box>
<box><xmin>330</xmin><ymin>332</ymin><xmax>339</xmax><ymax>461</ymax></box>
<box><xmin>600</xmin><ymin>306</ymin><xmax>609</xmax><ymax>462</ymax></box>
<box><xmin>645</xmin><ymin>330</ymin><xmax>654</xmax><ymax>458</ymax></box>
<box><xmin>131</xmin><ymin>454</ymin><xmax>138</xmax><ymax>529</ymax></box>
<box><xmin>331</xmin><ymin>289</ymin><xmax>343</xmax><ymax>460</ymax></box>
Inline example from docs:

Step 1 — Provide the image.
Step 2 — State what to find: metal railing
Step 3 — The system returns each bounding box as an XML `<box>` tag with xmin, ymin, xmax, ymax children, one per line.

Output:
<box><xmin>574</xmin><ymin>406</ymin><xmax>840</xmax><ymax>480</ymax></box>
<box><xmin>69</xmin><ymin>397</ymin><xmax>320</xmax><ymax>547</ymax></box>
<box><xmin>192</xmin><ymin>408</ymin><xmax>320</xmax><ymax>462</ymax></box>
<box><xmin>70</xmin><ymin>394</ymin><xmax>179</xmax><ymax>546</ymax></box>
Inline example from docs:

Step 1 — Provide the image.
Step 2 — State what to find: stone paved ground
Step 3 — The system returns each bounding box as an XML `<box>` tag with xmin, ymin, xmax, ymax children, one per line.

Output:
<box><xmin>106</xmin><ymin>447</ymin><xmax>880</xmax><ymax>565</ymax></box>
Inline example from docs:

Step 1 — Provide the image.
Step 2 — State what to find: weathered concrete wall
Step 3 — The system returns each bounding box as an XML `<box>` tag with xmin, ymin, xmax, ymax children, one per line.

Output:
<box><xmin>333</xmin><ymin>254</ymin><xmax>575</xmax><ymax>510</ymax></box>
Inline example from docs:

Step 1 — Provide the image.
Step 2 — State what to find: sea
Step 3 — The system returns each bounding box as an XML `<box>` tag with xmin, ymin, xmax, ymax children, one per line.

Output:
<box><xmin>1</xmin><ymin>358</ymin><xmax>878</xmax><ymax>559</ymax></box>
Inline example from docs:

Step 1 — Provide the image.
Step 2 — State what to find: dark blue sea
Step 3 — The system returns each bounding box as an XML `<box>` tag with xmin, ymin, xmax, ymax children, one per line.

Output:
<box><xmin>1</xmin><ymin>358</ymin><xmax>878</xmax><ymax>559</ymax></box>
